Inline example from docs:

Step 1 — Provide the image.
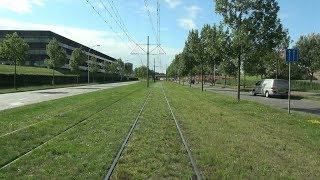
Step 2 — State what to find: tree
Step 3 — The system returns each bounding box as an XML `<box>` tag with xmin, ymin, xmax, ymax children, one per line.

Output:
<box><xmin>295</xmin><ymin>33</ymin><xmax>320</xmax><ymax>82</ymax></box>
<box><xmin>89</xmin><ymin>56</ymin><xmax>99</xmax><ymax>82</ymax></box>
<box><xmin>201</xmin><ymin>23</ymin><xmax>226</xmax><ymax>85</ymax></box>
<box><xmin>69</xmin><ymin>47</ymin><xmax>86</xmax><ymax>83</ymax></box>
<box><xmin>103</xmin><ymin>62</ymin><xmax>112</xmax><ymax>82</ymax></box>
<box><xmin>110</xmin><ymin>61</ymin><xmax>118</xmax><ymax>81</ymax></box>
<box><xmin>134</xmin><ymin>66</ymin><xmax>148</xmax><ymax>80</ymax></box>
<box><xmin>186</xmin><ymin>29</ymin><xmax>204</xmax><ymax>90</ymax></box>
<box><xmin>215</xmin><ymin>0</ymin><xmax>287</xmax><ymax>101</ymax></box>
<box><xmin>45</xmin><ymin>38</ymin><xmax>67</xmax><ymax>85</ymax></box>
<box><xmin>0</xmin><ymin>32</ymin><xmax>29</xmax><ymax>89</ymax></box>
<box><xmin>219</xmin><ymin>59</ymin><xmax>237</xmax><ymax>87</ymax></box>
<box><xmin>116</xmin><ymin>59</ymin><xmax>124</xmax><ymax>81</ymax></box>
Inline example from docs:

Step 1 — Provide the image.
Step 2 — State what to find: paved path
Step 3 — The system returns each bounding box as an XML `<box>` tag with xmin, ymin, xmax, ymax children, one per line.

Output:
<box><xmin>191</xmin><ymin>83</ymin><xmax>320</xmax><ymax>116</ymax></box>
<box><xmin>0</xmin><ymin>81</ymin><xmax>138</xmax><ymax>111</ymax></box>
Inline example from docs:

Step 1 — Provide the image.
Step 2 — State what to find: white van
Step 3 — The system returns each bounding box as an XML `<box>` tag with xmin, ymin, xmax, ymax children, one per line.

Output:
<box><xmin>252</xmin><ymin>79</ymin><xmax>289</xmax><ymax>98</ymax></box>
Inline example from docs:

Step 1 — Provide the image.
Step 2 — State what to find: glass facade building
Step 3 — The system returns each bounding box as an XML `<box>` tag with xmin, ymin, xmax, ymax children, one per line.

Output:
<box><xmin>0</xmin><ymin>30</ymin><xmax>116</xmax><ymax>69</ymax></box>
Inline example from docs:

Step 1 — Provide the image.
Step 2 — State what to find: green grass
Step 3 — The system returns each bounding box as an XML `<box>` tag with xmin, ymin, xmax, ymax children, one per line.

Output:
<box><xmin>0</xmin><ymin>64</ymin><xmax>64</xmax><ymax>75</ymax></box>
<box><xmin>112</xmin><ymin>83</ymin><xmax>194</xmax><ymax>179</ymax></box>
<box><xmin>0</xmin><ymin>82</ymin><xmax>148</xmax><ymax>178</ymax></box>
<box><xmin>1</xmin><ymin>81</ymin><xmax>320</xmax><ymax>178</ymax></box>
<box><xmin>164</xmin><ymin>82</ymin><xmax>320</xmax><ymax>179</ymax></box>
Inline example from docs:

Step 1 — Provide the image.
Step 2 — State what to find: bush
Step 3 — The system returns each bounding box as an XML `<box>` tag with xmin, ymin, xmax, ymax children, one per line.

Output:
<box><xmin>0</xmin><ymin>73</ymin><xmax>138</xmax><ymax>89</ymax></box>
<box><xmin>291</xmin><ymin>81</ymin><xmax>320</xmax><ymax>92</ymax></box>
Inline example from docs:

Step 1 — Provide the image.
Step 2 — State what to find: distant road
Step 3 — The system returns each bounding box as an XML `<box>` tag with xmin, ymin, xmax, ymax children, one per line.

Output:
<box><xmin>191</xmin><ymin>83</ymin><xmax>320</xmax><ymax>117</ymax></box>
<box><xmin>0</xmin><ymin>81</ymin><xmax>138</xmax><ymax>111</ymax></box>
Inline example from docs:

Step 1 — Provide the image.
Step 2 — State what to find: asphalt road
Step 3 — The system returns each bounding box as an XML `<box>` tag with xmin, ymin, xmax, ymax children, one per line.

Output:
<box><xmin>192</xmin><ymin>83</ymin><xmax>320</xmax><ymax>116</ymax></box>
<box><xmin>0</xmin><ymin>81</ymin><xmax>138</xmax><ymax>111</ymax></box>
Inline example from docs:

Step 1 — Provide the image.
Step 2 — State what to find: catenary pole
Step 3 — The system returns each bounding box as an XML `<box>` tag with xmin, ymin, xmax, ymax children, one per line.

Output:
<box><xmin>154</xmin><ymin>58</ymin><xmax>156</xmax><ymax>83</ymax></box>
<box><xmin>147</xmin><ymin>36</ymin><xmax>149</xmax><ymax>88</ymax></box>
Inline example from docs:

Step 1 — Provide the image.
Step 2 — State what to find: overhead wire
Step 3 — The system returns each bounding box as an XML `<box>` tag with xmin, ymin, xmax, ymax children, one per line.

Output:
<box><xmin>85</xmin><ymin>0</ymin><xmax>132</xmax><ymax>50</ymax></box>
<box><xmin>97</xmin><ymin>0</ymin><xmax>136</xmax><ymax>48</ymax></box>
<box><xmin>85</xmin><ymin>0</ymin><xmax>145</xmax><ymax>66</ymax></box>
<box><xmin>144</xmin><ymin>0</ymin><xmax>158</xmax><ymax>43</ymax></box>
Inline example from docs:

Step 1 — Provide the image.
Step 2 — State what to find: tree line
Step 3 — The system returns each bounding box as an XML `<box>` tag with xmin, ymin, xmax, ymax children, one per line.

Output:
<box><xmin>0</xmin><ymin>32</ymin><xmax>131</xmax><ymax>88</ymax></box>
<box><xmin>166</xmin><ymin>0</ymin><xmax>320</xmax><ymax>101</ymax></box>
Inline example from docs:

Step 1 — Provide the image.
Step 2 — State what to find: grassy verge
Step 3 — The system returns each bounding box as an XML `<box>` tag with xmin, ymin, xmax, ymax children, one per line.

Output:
<box><xmin>112</xmin><ymin>83</ymin><xmax>194</xmax><ymax>179</ymax></box>
<box><xmin>0</xmin><ymin>65</ymin><xmax>64</xmax><ymax>75</ymax></box>
<box><xmin>164</xmin><ymin>82</ymin><xmax>320</xmax><ymax>179</ymax></box>
<box><xmin>0</xmin><ymin>82</ymin><xmax>148</xmax><ymax>178</ymax></box>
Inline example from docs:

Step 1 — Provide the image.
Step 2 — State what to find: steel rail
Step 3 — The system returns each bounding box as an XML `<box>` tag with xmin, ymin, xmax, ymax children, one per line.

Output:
<box><xmin>104</xmin><ymin>91</ymin><xmax>151</xmax><ymax>180</ymax></box>
<box><xmin>161</xmin><ymin>85</ymin><xmax>202</xmax><ymax>180</ymax></box>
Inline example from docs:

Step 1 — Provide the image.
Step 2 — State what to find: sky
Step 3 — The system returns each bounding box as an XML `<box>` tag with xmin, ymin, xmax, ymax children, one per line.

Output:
<box><xmin>0</xmin><ymin>0</ymin><xmax>319</xmax><ymax>73</ymax></box>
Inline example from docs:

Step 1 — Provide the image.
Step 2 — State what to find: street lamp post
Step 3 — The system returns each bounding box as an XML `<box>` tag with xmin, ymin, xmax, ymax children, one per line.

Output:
<box><xmin>87</xmin><ymin>44</ymin><xmax>100</xmax><ymax>83</ymax></box>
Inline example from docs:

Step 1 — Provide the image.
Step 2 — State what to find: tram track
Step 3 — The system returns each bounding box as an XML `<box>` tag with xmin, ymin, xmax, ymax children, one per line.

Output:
<box><xmin>104</xmin><ymin>83</ymin><xmax>202</xmax><ymax>179</ymax></box>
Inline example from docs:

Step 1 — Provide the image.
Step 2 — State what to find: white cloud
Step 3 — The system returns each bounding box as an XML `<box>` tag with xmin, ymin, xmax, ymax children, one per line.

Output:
<box><xmin>0</xmin><ymin>18</ymin><xmax>180</xmax><ymax>72</ymax></box>
<box><xmin>178</xmin><ymin>5</ymin><xmax>201</xmax><ymax>30</ymax></box>
<box><xmin>0</xmin><ymin>0</ymin><xmax>45</xmax><ymax>13</ymax></box>
<box><xmin>178</xmin><ymin>19</ymin><xmax>196</xmax><ymax>30</ymax></box>
<box><xmin>186</xmin><ymin>5</ymin><xmax>201</xmax><ymax>19</ymax></box>
<box><xmin>165</xmin><ymin>0</ymin><xmax>182</xmax><ymax>9</ymax></box>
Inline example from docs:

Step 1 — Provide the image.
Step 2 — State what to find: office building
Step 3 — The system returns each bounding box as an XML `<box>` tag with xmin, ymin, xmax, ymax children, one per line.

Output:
<box><xmin>0</xmin><ymin>30</ymin><xmax>116</xmax><ymax>69</ymax></box>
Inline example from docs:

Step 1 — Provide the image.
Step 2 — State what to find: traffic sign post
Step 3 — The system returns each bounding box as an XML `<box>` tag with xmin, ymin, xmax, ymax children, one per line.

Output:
<box><xmin>285</xmin><ymin>49</ymin><xmax>299</xmax><ymax>114</ymax></box>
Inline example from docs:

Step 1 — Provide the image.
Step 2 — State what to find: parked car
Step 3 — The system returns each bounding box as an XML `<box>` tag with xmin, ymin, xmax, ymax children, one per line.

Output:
<box><xmin>252</xmin><ymin>79</ymin><xmax>289</xmax><ymax>98</ymax></box>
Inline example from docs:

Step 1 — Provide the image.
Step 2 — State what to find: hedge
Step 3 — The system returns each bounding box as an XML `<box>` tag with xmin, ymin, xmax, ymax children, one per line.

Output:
<box><xmin>0</xmin><ymin>73</ymin><xmax>138</xmax><ymax>88</ymax></box>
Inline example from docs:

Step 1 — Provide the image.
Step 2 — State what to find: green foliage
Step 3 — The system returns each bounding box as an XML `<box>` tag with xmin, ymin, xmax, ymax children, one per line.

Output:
<box><xmin>116</xmin><ymin>59</ymin><xmax>124</xmax><ymax>80</ymax></box>
<box><xmin>89</xmin><ymin>56</ymin><xmax>99</xmax><ymax>82</ymax></box>
<box><xmin>134</xmin><ymin>65</ymin><xmax>148</xmax><ymax>79</ymax></box>
<box><xmin>0</xmin><ymin>32</ymin><xmax>29</xmax><ymax>65</ymax></box>
<box><xmin>45</xmin><ymin>38</ymin><xmax>67</xmax><ymax>85</ymax></box>
<box><xmin>295</xmin><ymin>33</ymin><xmax>320</xmax><ymax>82</ymax></box>
<box><xmin>45</xmin><ymin>38</ymin><xmax>67</xmax><ymax>69</ymax></box>
<box><xmin>219</xmin><ymin>59</ymin><xmax>237</xmax><ymax>77</ymax></box>
<box><xmin>291</xmin><ymin>80</ymin><xmax>320</xmax><ymax>92</ymax></box>
<box><xmin>69</xmin><ymin>47</ymin><xmax>86</xmax><ymax>75</ymax></box>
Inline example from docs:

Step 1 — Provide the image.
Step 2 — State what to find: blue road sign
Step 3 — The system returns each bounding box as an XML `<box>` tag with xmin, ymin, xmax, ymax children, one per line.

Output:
<box><xmin>286</xmin><ymin>49</ymin><xmax>299</xmax><ymax>62</ymax></box>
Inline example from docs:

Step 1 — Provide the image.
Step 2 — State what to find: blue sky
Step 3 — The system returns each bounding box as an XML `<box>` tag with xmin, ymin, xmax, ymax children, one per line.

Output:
<box><xmin>0</xmin><ymin>0</ymin><xmax>319</xmax><ymax>73</ymax></box>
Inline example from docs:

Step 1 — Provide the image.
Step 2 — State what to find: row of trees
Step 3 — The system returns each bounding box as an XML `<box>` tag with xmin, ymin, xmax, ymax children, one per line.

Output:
<box><xmin>167</xmin><ymin>0</ymin><xmax>320</xmax><ymax>101</ymax></box>
<box><xmin>0</xmin><ymin>32</ymin><xmax>131</xmax><ymax>87</ymax></box>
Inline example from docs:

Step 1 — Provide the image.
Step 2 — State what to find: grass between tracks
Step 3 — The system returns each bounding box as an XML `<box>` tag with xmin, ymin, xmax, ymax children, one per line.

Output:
<box><xmin>0</xmin><ymin>82</ymin><xmax>148</xmax><ymax>178</ymax></box>
<box><xmin>112</xmin><ymin>83</ymin><xmax>194</xmax><ymax>179</ymax></box>
<box><xmin>163</xmin><ymin>82</ymin><xmax>320</xmax><ymax>179</ymax></box>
